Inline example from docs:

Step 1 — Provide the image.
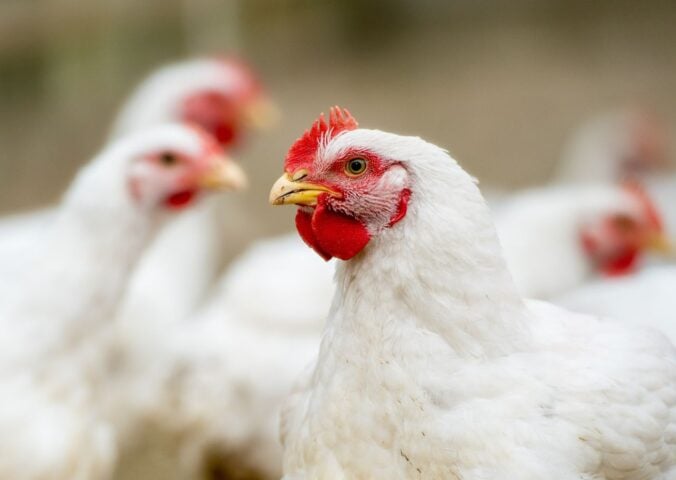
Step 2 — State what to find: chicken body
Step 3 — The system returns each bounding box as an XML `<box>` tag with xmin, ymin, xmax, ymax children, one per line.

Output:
<box><xmin>0</xmin><ymin>135</ymin><xmax>161</xmax><ymax>480</ymax></box>
<box><xmin>0</xmin><ymin>208</ymin><xmax>54</xmax><ymax>306</ymax></box>
<box><xmin>0</xmin><ymin>125</ymin><xmax>240</xmax><ymax>480</ymax></box>
<box><xmin>273</xmin><ymin>122</ymin><xmax>676</xmax><ymax>479</ymax></box>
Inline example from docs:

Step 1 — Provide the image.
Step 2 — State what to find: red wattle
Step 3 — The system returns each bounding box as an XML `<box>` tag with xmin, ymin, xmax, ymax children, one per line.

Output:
<box><xmin>165</xmin><ymin>190</ymin><xmax>197</xmax><ymax>210</ymax></box>
<box><xmin>212</xmin><ymin>122</ymin><xmax>237</xmax><ymax>147</ymax></box>
<box><xmin>312</xmin><ymin>202</ymin><xmax>371</xmax><ymax>261</ymax></box>
<box><xmin>295</xmin><ymin>202</ymin><xmax>371</xmax><ymax>261</ymax></box>
<box><xmin>601</xmin><ymin>248</ymin><xmax>639</xmax><ymax>277</ymax></box>
<box><xmin>296</xmin><ymin>209</ymin><xmax>332</xmax><ymax>261</ymax></box>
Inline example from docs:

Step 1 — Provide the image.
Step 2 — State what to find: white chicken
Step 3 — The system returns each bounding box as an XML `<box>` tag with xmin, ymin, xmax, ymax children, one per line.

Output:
<box><xmin>0</xmin><ymin>124</ymin><xmax>245</xmax><ymax>480</ymax></box>
<box><xmin>493</xmin><ymin>180</ymin><xmax>669</xmax><ymax>298</ymax></box>
<box><xmin>114</xmin><ymin>56</ymin><xmax>275</xmax><ymax>331</ymax></box>
<box><xmin>547</xmin><ymin>109</ymin><xmax>676</xmax><ymax>338</ymax></box>
<box><xmin>554</xmin><ymin>108</ymin><xmax>676</xmax><ymax>236</ymax></box>
<box><xmin>270</xmin><ymin>107</ymin><xmax>676</xmax><ymax>479</ymax></box>
<box><xmin>0</xmin><ymin>56</ymin><xmax>275</xmax><ymax>325</ymax></box>
<box><xmin>211</xmin><ymin>108</ymin><xmax>674</xmax><ymax>341</ymax></box>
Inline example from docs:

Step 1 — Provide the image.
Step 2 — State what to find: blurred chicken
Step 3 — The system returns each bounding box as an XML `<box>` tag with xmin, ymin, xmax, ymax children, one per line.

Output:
<box><xmin>0</xmin><ymin>125</ymin><xmax>245</xmax><ymax>480</ymax></box>
<box><xmin>494</xmin><ymin>181</ymin><xmax>669</xmax><ymax>298</ymax></box>
<box><xmin>0</xmin><ymin>56</ymin><xmax>276</xmax><ymax>323</ymax></box>
<box><xmin>271</xmin><ymin>108</ymin><xmax>676</xmax><ymax>479</ymax></box>
<box><xmin>218</xmin><ymin>232</ymin><xmax>335</xmax><ymax>334</ymax></box>
<box><xmin>0</xmin><ymin>209</ymin><xmax>53</xmax><ymax>305</ymax></box>
<box><xmin>106</xmin><ymin>57</ymin><xmax>276</xmax><ymax>331</ymax></box>
<box><xmin>555</xmin><ymin>108</ymin><xmax>676</xmax><ymax>234</ymax></box>
<box><xmin>544</xmin><ymin>109</ymin><xmax>676</xmax><ymax>338</ymax></box>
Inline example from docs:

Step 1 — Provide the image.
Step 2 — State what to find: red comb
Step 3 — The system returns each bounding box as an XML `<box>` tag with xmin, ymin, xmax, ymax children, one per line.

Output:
<box><xmin>285</xmin><ymin>106</ymin><xmax>358</xmax><ymax>171</ymax></box>
<box><xmin>622</xmin><ymin>180</ymin><xmax>664</xmax><ymax>231</ymax></box>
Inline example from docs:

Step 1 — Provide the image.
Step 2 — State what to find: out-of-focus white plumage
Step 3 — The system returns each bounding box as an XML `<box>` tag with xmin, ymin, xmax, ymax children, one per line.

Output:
<box><xmin>110</xmin><ymin>258</ymin><xmax>321</xmax><ymax>479</ymax></box>
<box><xmin>555</xmin><ymin>108</ymin><xmax>668</xmax><ymax>185</ymax></box>
<box><xmin>218</xmin><ymin>232</ymin><xmax>335</xmax><ymax>333</ymax></box>
<box><xmin>0</xmin><ymin>208</ymin><xmax>55</xmax><ymax>305</ymax></box>
<box><xmin>646</xmin><ymin>174</ymin><xmax>676</xmax><ymax>236</ymax></box>
<box><xmin>276</xmin><ymin>127</ymin><xmax>676</xmax><ymax>479</ymax></box>
<box><xmin>556</xmin><ymin>265</ymin><xmax>676</xmax><ymax>342</ymax></box>
<box><xmin>0</xmin><ymin>125</ymin><xmax>230</xmax><ymax>480</ymax></box>
<box><xmin>493</xmin><ymin>184</ymin><xmax>643</xmax><ymax>298</ymax></box>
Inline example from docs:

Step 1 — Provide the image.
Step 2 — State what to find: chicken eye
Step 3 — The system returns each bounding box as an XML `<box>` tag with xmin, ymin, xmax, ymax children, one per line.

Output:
<box><xmin>345</xmin><ymin>158</ymin><xmax>367</xmax><ymax>176</ymax></box>
<box><xmin>159</xmin><ymin>152</ymin><xmax>179</xmax><ymax>166</ymax></box>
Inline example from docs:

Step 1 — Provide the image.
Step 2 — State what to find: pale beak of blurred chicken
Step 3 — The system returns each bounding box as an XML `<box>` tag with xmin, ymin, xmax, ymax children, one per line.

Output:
<box><xmin>645</xmin><ymin>232</ymin><xmax>674</xmax><ymax>256</ymax></box>
<box><xmin>199</xmin><ymin>154</ymin><xmax>248</xmax><ymax>191</ymax></box>
<box><xmin>243</xmin><ymin>97</ymin><xmax>281</xmax><ymax>130</ymax></box>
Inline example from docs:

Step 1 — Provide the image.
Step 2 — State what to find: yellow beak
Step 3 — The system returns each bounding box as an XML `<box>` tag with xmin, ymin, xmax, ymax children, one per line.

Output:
<box><xmin>645</xmin><ymin>231</ymin><xmax>674</xmax><ymax>256</ymax></box>
<box><xmin>243</xmin><ymin>97</ymin><xmax>281</xmax><ymax>130</ymax></box>
<box><xmin>269</xmin><ymin>171</ymin><xmax>339</xmax><ymax>206</ymax></box>
<box><xmin>199</xmin><ymin>154</ymin><xmax>248</xmax><ymax>191</ymax></box>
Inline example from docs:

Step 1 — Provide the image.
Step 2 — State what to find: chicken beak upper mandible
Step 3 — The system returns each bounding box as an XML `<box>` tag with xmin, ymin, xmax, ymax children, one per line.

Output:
<box><xmin>199</xmin><ymin>154</ymin><xmax>248</xmax><ymax>191</ymax></box>
<box><xmin>269</xmin><ymin>171</ymin><xmax>339</xmax><ymax>206</ymax></box>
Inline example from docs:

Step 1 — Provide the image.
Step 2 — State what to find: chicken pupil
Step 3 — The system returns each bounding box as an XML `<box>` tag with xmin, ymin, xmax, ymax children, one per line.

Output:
<box><xmin>347</xmin><ymin>158</ymin><xmax>366</xmax><ymax>174</ymax></box>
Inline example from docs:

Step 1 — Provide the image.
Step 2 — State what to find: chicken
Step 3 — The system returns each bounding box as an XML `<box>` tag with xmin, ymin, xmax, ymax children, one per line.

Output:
<box><xmin>0</xmin><ymin>56</ymin><xmax>275</xmax><ymax>325</ymax></box>
<box><xmin>554</xmin><ymin>108</ymin><xmax>676</xmax><ymax>237</ymax></box>
<box><xmin>0</xmin><ymin>124</ymin><xmax>245</xmax><ymax>480</ymax></box>
<box><xmin>270</xmin><ymin>107</ymin><xmax>676</xmax><ymax>479</ymax></box>
<box><xmin>493</xmin><ymin>181</ymin><xmax>670</xmax><ymax>298</ymax></box>
<box><xmin>207</xmin><ymin>109</ymin><xmax>673</xmax><ymax>345</ymax></box>
<box><xmin>114</xmin><ymin>56</ymin><xmax>276</xmax><ymax>331</ymax></box>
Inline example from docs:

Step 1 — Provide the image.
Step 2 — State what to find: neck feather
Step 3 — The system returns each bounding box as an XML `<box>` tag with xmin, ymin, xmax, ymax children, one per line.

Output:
<box><xmin>329</xmin><ymin>148</ymin><xmax>528</xmax><ymax>359</ymax></box>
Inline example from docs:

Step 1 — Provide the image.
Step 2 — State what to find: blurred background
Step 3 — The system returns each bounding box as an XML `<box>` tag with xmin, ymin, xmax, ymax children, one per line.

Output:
<box><xmin>2</xmin><ymin>0</ymin><xmax>676</xmax><ymax>241</ymax></box>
